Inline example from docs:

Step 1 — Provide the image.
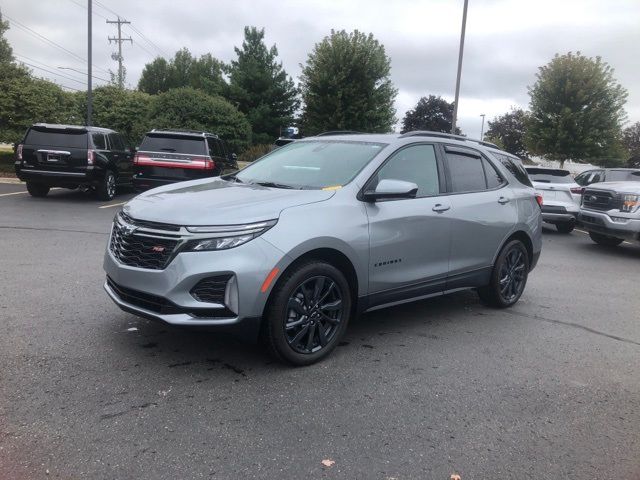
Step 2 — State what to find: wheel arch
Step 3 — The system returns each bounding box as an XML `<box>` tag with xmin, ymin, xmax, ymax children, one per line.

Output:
<box><xmin>495</xmin><ymin>230</ymin><xmax>534</xmax><ymax>266</ymax></box>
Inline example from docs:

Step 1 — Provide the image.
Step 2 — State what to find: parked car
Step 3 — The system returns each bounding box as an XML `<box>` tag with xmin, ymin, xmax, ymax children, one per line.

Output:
<box><xmin>14</xmin><ymin>123</ymin><xmax>133</xmax><ymax>200</ymax></box>
<box><xmin>579</xmin><ymin>182</ymin><xmax>640</xmax><ymax>246</ymax></box>
<box><xmin>104</xmin><ymin>131</ymin><xmax>542</xmax><ymax>365</ymax></box>
<box><xmin>574</xmin><ymin>168</ymin><xmax>640</xmax><ymax>189</ymax></box>
<box><xmin>132</xmin><ymin>129</ymin><xmax>238</xmax><ymax>190</ymax></box>
<box><xmin>525</xmin><ymin>167</ymin><xmax>581</xmax><ymax>233</ymax></box>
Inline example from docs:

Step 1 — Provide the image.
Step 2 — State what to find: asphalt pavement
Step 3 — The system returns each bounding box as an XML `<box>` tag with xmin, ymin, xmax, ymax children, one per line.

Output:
<box><xmin>0</xmin><ymin>182</ymin><xmax>638</xmax><ymax>479</ymax></box>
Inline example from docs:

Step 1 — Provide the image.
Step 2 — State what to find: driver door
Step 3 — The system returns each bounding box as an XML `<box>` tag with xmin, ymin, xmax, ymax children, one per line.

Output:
<box><xmin>364</xmin><ymin>144</ymin><xmax>452</xmax><ymax>306</ymax></box>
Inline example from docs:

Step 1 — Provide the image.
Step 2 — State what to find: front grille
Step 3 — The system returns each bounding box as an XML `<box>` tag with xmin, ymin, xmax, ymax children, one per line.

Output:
<box><xmin>190</xmin><ymin>275</ymin><xmax>232</xmax><ymax>303</ymax></box>
<box><xmin>110</xmin><ymin>221</ymin><xmax>179</xmax><ymax>270</ymax></box>
<box><xmin>120</xmin><ymin>212</ymin><xmax>180</xmax><ymax>232</ymax></box>
<box><xmin>582</xmin><ymin>190</ymin><xmax>620</xmax><ymax>211</ymax></box>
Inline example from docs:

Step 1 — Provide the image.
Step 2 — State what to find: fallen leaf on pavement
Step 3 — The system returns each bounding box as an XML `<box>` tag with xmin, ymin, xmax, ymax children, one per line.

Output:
<box><xmin>451</xmin><ymin>474</ymin><xmax>461</xmax><ymax>480</ymax></box>
<box><xmin>321</xmin><ymin>459</ymin><xmax>336</xmax><ymax>467</ymax></box>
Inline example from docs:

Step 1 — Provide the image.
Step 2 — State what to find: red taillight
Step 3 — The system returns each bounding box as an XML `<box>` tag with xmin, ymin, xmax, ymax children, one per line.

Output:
<box><xmin>134</xmin><ymin>153</ymin><xmax>151</xmax><ymax>165</ymax></box>
<box><xmin>17</xmin><ymin>144</ymin><xmax>23</xmax><ymax>161</ymax></box>
<box><xmin>570</xmin><ymin>187</ymin><xmax>585</xmax><ymax>194</ymax></box>
<box><xmin>535</xmin><ymin>193</ymin><xmax>543</xmax><ymax>207</ymax></box>
<box><xmin>133</xmin><ymin>154</ymin><xmax>213</xmax><ymax>170</ymax></box>
<box><xmin>87</xmin><ymin>149</ymin><xmax>95</xmax><ymax>165</ymax></box>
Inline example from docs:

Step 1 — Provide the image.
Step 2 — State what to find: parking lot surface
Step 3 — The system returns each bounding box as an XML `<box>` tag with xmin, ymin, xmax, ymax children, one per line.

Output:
<box><xmin>1</xmin><ymin>183</ymin><xmax>638</xmax><ymax>479</ymax></box>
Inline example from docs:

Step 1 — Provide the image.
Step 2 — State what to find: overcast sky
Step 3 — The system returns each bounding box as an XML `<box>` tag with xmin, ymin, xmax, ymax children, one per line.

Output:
<box><xmin>3</xmin><ymin>0</ymin><xmax>639</xmax><ymax>136</ymax></box>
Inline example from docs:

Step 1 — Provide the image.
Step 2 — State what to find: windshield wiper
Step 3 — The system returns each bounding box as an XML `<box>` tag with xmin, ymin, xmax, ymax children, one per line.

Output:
<box><xmin>223</xmin><ymin>173</ymin><xmax>244</xmax><ymax>183</ymax></box>
<box><xmin>253</xmin><ymin>181</ymin><xmax>296</xmax><ymax>189</ymax></box>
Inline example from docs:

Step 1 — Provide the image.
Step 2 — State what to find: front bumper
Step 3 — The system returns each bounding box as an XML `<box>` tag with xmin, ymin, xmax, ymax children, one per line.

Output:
<box><xmin>579</xmin><ymin>210</ymin><xmax>640</xmax><ymax>241</ymax></box>
<box><xmin>103</xmin><ymin>235</ymin><xmax>289</xmax><ymax>327</ymax></box>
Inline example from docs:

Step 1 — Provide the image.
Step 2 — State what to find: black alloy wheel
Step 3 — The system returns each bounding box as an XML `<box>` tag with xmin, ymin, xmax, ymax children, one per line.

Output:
<box><xmin>478</xmin><ymin>239</ymin><xmax>530</xmax><ymax>308</ymax></box>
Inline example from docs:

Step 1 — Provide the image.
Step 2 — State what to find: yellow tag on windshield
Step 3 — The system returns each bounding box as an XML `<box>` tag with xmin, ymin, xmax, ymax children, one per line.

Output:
<box><xmin>322</xmin><ymin>185</ymin><xmax>342</xmax><ymax>191</ymax></box>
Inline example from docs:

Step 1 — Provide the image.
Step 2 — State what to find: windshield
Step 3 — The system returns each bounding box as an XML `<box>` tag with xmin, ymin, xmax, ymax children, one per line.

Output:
<box><xmin>525</xmin><ymin>168</ymin><xmax>574</xmax><ymax>184</ymax></box>
<box><xmin>24</xmin><ymin>128</ymin><xmax>88</xmax><ymax>149</ymax></box>
<box><xmin>235</xmin><ymin>140</ymin><xmax>387</xmax><ymax>189</ymax></box>
<box><xmin>607</xmin><ymin>170</ymin><xmax>640</xmax><ymax>182</ymax></box>
<box><xmin>139</xmin><ymin>134</ymin><xmax>207</xmax><ymax>155</ymax></box>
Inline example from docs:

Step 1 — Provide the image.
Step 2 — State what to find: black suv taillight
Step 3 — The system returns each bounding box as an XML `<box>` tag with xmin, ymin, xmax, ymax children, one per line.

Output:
<box><xmin>17</xmin><ymin>144</ymin><xmax>23</xmax><ymax>161</ymax></box>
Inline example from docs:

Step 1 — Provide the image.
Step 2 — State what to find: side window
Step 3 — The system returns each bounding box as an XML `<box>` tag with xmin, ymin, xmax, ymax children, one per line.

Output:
<box><xmin>492</xmin><ymin>152</ymin><xmax>533</xmax><ymax>187</ymax></box>
<box><xmin>482</xmin><ymin>157</ymin><xmax>504</xmax><ymax>189</ymax></box>
<box><xmin>446</xmin><ymin>150</ymin><xmax>487</xmax><ymax>192</ymax></box>
<box><xmin>372</xmin><ymin>144</ymin><xmax>440</xmax><ymax>197</ymax></box>
<box><xmin>92</xmin><ymin>133</ymin><xmax>106</xmax><ymax>150</ymax></box>
<box><xmin>575</xmin><ymin>172</ymin><xmax>588</xmax><ymax>186</ymax></box>
<box><xmin>108</xmin><ymin>133</ymin><xmax>124</xmax><ymax>151</ymax></box>
<box><xmin>207</xmin><ymin>138</ymin><xmax>221</xmax><ymax>157</ymax></box>
<box><xmin>217</xmin><ymin>139</ymin><xmax>227</xmax><ymax>157</ymax></box>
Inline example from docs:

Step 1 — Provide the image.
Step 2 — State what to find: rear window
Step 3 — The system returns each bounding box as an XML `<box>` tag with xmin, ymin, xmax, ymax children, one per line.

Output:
<box><xmin>24</xmin><ymin>128</ymin><xmax>88</xmax><ymax>149</ymax></box>
<box><xmin>525</xmin><ymin>168</ymin><xmax>574</xmax><ymax>184</ymax></box>
<box><xmin>607</xmin><ymin>170</ymin><xmax>640</xmax><ymax>182</ymax></box>
<box><xmin>139</xmin><ymin>134</ymin><xmax>207</xmax><ymax>155</ymax></box>
<box><xmin>490</xmin><ymin>152</ymin><xmax>532</xmax><ymax>187</ymax></box>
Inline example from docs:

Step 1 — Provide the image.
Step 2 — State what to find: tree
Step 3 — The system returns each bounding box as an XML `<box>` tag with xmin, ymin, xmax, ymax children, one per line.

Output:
<box><xmin>526</xmin><ymin>52</ymin><xmax>628</xmax><ymax>168</ymax></box>
<box><xmin>299</xmin><ymin>29</ymin><xmax>397</xmax><ymax>135</ymax></box>
<box><xmin>228</xmin><ymin>27</ymin><xmax>299</xmax><ymax>144</ymax></box>
<box><xmin>401</xmin><ymin>95</ymin><xmax>460</xmax><ymax>134</ymax></box>
<box><xmin>622</xmin><ymin>122</ymin><xmax>640</xmax><ymax>167</ymax></box>
<box><xmin>148</xmin><ymin>88</ymin><xmax>251</xmax><ymax>152</ymax></box>
<box><xmin>485</xmin><ymin>108</ymin><xmax>530</xmax><ymax>158</ymax></box>
<box><xmin>138</xmin><ymin>49</ymin><xmax>226</xmax><ymax>97</ymax></box>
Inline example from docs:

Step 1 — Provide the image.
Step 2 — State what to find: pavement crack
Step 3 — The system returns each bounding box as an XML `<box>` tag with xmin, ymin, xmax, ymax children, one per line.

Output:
<box><xmin>506</xmin><ymin>309</ymin><xmax>640</xmax><ymax>347</ymax></box>
<box><xmin>0</xmin><ymin>225</ymin><xmax>108</xmax><ymax>235</ymax></box>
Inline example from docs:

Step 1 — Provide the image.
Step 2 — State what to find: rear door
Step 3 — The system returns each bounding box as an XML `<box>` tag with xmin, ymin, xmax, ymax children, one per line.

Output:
<box><xmin>107</xmin><ymin>133</ymin><xmax>132</xmax><ymax>182</ymax></box>
<box><xmin>365</xmin><ymin>143</ymin><xmax>451</xmax><ymax>303</ymax></box>
<box><xmin>444</xmin><ymin>145</ymin><xmax>516</xmax><ymax>285</ymax></box>
<box><xmin>22</xmin><ymin>126</ymin><xmax>89</xmax><ymax>173</ymax></box>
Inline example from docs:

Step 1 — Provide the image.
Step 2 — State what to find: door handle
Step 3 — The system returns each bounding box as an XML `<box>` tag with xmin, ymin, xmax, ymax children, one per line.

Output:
<box><xmin>432</xmin><ymin>203</ymin><xmax>451</xmax><ymax>213</ymax></box>
<box><xmin>498</xmin><ymin>196</ymin><xmax>511</xmax><ymax>205</ymax></box>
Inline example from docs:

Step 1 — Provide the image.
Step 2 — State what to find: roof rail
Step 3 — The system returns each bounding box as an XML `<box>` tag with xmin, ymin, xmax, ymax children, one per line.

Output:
<box><xmin>399</xmin><ymin>130</ymin><xmax>499</xmax><ymax>149</ymax></box>
<box><xmin>316</xmin><ymin>130</ymin><xmax>363</xmax><ymax>137</ymax></box>
<box><xmin>150</xmin><ymin>128</ymin><xmax>216</xmax><ymax>138</ymax></box>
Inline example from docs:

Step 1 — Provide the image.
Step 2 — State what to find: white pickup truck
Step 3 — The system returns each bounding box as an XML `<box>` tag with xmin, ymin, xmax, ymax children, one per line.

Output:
<box><xmin>579</xmin><ymin>182</ymin><xmax>640</xmax><ymax>246</ymax></box>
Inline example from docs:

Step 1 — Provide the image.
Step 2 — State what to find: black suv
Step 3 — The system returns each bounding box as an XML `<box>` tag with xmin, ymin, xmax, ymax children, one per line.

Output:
<box><xmin>133</xmin><ymin>129</ymin><xmax>238</xmax><ymax>190</ymax></box>
<box><xmin>15</xmin><ymin>123</ymin><xmax>133</xmax><ymax>200</ymax></box>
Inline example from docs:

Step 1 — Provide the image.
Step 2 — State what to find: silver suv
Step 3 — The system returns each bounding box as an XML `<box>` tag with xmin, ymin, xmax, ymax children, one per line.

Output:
<box><xmin>103</xmin><ymin>132</ymin><xmax>542</xmax><ymax>365</ymax></box>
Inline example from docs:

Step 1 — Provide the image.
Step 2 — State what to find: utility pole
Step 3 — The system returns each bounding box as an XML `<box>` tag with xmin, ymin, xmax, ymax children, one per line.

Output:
<box><xmin>87</xmin><ymin>0</ymin><xmax>92</xmax><ymax>126</ymax></box>
<box><xmin>480</xmin><ymin>113</ymin><xmax>486</xmax><ymax>140</ymax></box>
<box><xmin>451</xmin><ymin>0</ymin><xmax>469</xmax><ymax>134</ymax></box>
<box><xmin>106</xmin><ymin>17</ymin><xmax>132</xmax><ymax>88</ymax></box>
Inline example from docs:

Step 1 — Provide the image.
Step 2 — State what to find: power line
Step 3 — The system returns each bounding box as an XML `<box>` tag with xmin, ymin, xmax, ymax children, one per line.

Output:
<box><xmin>14</xmin><ymin>52</ymin><xmax>111</xmax><ymax>83</ymax></box>
<box><xmin>68</xmin><ymin>0</ymin><xmax>108</xmax><ymax>20</ymax></box>
<box><xmin>4</xmin><ymin>14</ymin><xmax>111</xmax><ymax>76</ymax></box>
<box><xmin>18</xmin><ymin>60</ymin><xmax>86</xmax><ymax>86</ymax></box>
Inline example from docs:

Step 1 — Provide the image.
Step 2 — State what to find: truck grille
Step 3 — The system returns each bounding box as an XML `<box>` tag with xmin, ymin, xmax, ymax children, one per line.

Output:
<box><xmin>582</xmin><ymin>190</ymin><xmax>620</xmax><ymax>211</ymax></box>
<box><xmin>109</xmin><ymin>218</ymin><xmax>180</xmax><ymax>270</ymax></box>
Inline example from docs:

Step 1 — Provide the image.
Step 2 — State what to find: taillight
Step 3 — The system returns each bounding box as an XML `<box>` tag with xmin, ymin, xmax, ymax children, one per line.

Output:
<box><xmin>87</xmin><ymin>149</ymin><xmax>95</xmax><ymax>165</ymax></box>
<box><xmin>202</xmin><ymin>157</ymin><xmax>215</xmax><ymax>170</ymax></box>
<box><xmin>570</xmin><ymin>187</ymin><xmax>585</xmax><ymax>194</ymax></box>
<box><xmin>535</xmin><ymin>193</ymin><xmax>543</xmax><ymax>208</ymax></box>
<box><xmin>134</xmin><ymin>153</ymin><xmax>151</xmax><ymax>165</ymax></box>
<box><xmin>17</xmin><ymin>144</ymin><xmax>23</xmax><ymax>161</ymax></box>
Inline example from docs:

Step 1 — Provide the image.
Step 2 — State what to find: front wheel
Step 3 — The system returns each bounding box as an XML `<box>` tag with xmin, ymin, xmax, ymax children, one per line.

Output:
<box><xmin>588</xmin><ymin>231</ymin><xmax>623</xmax><ymax>247</ymax></box>
<box><xmin>478</xmin><ymin>240</ymin><xmax>530</xmax><ymax>308</ymax></box>
<box><xmin>556</xmin><ymin>222</ymin><xmax>575</xmax><ymax>234</ymax></box>
<box><xmin>262</xmin><ymin>261</ymin><xmax>352</xmax><ymax>366</ymax></box>
<box><xmin>26</xmin><ymin>182</ymin><xmax>50</xmax><ymax>197</ymax></box>
<box><xmin>96</xmin><ymin>169</ymin><xmax>117</xmax><ymax>201</ymax></box>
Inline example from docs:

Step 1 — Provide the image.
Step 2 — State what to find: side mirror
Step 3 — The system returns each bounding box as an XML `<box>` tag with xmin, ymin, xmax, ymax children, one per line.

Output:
<box><xmin>363</xmin><ymin>179</ymin><xmax>419</xmax><ymax>202</ymax></box>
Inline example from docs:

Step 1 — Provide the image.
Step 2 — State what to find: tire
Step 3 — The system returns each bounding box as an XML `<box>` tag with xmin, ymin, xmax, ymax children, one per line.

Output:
<box><xmin>262</xmin><ymin>261</ymin><xmax>352</xmax><ymax>366</ymax></box>
<box><xmin>588</xmin><ymin>231</ymin><xmax>623</xmax><ymax>247</ymax></box>
<box><xmin>556</xmin><ymin>222</ymin><xmax>575</xmax><ymax>234</ymax></box>
<box><xmin>96</xmin><ymin>169</ymin><xmax>117</xmax><ymax>201</ymax></box>
<box><xmin>478</xmin><ymin>239</ymin><xmax>530</xmax><ymax>308</ymax></box>
<box><xmin>26</xmin><ymin>182</ymin><xmax>50</xmax><ymax>197</ymax></box>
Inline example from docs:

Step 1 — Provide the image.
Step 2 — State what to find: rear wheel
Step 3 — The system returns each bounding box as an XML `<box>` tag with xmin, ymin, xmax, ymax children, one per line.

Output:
<box><xmin>262</xmin><ymin>261</ymin><xmax>351</xmax><ymax>366</ymax></box>
<box><xmin>478</xmin><ymin>240</ymin><xmax>530</xmax><ymax>308</ymax></box>
<box><xmin>96</xmin><ymin>169</ymin><xmax>117</xmax><ymax>201</ymax></box>
<box><xmin>26</xmin><ymin>182</ymin><xmax>50</xmax><ymax>197</ymax></box>
<box><xmin>556</xmin><ymin>222</ymin><xmax>575</xmax><ymax>234</ymax></box>
<box><xmin>588</xmin><ymin>231</ymin><xmax>623</xmax><ymax>247</ymax></box>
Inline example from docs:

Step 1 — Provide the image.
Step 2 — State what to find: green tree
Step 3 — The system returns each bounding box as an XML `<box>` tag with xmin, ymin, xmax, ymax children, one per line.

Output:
<box><xmin>299</xmin><ymin>29</ymin><xmax>397</xmax><ymax>135</ymax></box>
<box><xmin>72</xmin><ymin>86</ymin><xmax>153</xmax><ymax>146</ymax></box>
<box><xmin>0</xmin><ymin>11</ymin><xmax>29</xmax><ymax>83</ymax></box>
<box><xmin>228</xmin><ymin>26</ymin><xmax>299</xmax><ymax>144</ymax></box>
<box><xmin>149</xmin><ymin>87</ymin><xmax>251</xmax><ymax>152</ymax></box>
<box><xmin>485</xmin><ymin>108</ymin><xmax>530</xmax><ymax>158</ymax></box>
<box><xmin>526</xmin><ymin>52</ymin><xmax>628</xmax><ymax>168</ymax></box>
<box><xmin>401</xmin><ymin>95</ymin><xmax>460</xmax><ymax>134</ymax></box>
<box><xmin>138</xmin><ymin>49</ymin><xmax>226</xmax><ymax>97</ymax></box>
<box><xmin>622</xmin><ymin>122</ymin><xmax>640</xmax><ymax>167</ymax></box>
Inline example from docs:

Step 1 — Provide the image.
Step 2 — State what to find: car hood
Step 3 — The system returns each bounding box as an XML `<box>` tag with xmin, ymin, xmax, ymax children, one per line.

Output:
<box><xmin>123</xmin><ymin>177</ymin><xmax>335</xmax><ymax>226</ymax></box>
<box><xmin>586</xmin><ymin>182</ymin><xmax>640</xmax><ymax>194</ymax></box>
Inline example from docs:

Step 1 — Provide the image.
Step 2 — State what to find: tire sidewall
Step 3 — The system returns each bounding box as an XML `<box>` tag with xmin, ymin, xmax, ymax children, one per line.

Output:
<box><xmin>491</xmin><ymin>240</ymin><xmax>530</xmax><ymax>308</ymax></box>
<box><xmin>100</xmin><ymin>170</ymin><xmax>117</xmax><ymax>200</ymax></box>
<box><xmin>267</xmin><ymin>262</ymin><xmax>352</xmax><ymax>366</ymax></box>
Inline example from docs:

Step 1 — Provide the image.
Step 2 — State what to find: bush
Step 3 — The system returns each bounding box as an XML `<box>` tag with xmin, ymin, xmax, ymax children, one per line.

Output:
<box><xmin>237</xmin><ymin>143</ymin><xmax>273</xmax><ymax>163</ymax></box>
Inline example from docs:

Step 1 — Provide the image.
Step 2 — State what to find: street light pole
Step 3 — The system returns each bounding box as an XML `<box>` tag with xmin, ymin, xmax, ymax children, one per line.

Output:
<box><xmin>451</xmin><ymin>0</ymin><xmax>469</xmax><ymax>134</ymax></box>
<box><xmin>87</xmin><ymin>0</ymin><xmax>92</xmax><ymax>126</ymax></box>
<box><xmin>480</xmin><ymin>113</ymin><xmax>485</xmax><ymax>140</ymax></box>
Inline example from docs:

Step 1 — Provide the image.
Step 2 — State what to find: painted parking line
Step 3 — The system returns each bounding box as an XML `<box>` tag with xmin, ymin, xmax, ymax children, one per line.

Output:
<box><xmin>0</xmin><ymin>187</ymin><xmax>61</xmax><ymax>197</ymax></box>
<box><xmin>98</xmin><ymin>201</ymin><xmax>127</xmax><ymax>209</ymax></box>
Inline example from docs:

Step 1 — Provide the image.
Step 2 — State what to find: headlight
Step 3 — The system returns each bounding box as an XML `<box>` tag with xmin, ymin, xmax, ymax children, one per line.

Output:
<box><xmin>621</xmin><ymin>194</ymin><xmax>640</xmax><ymax>213</ymax></box>
<box><xmin>183</xmin><ymin>220</ymin><xmax>277</xmax><ymax>251</ymax></box>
